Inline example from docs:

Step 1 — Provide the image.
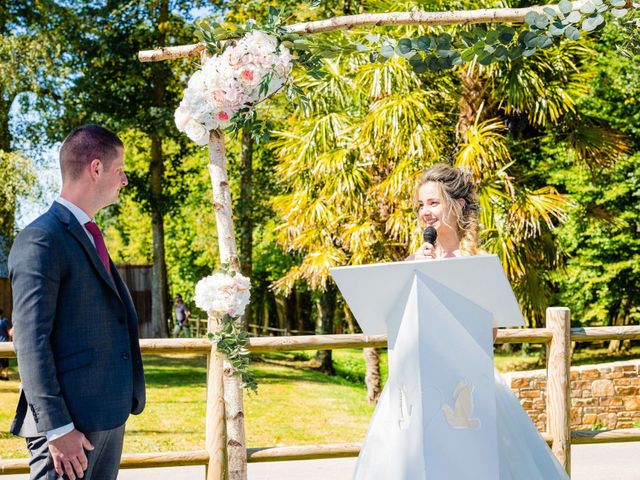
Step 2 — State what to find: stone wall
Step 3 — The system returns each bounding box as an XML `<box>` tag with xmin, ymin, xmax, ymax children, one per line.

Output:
<box><xmin>503</xmin><ymin>359</ymin><xmax>640</xmax><ymax>431</ymax></box>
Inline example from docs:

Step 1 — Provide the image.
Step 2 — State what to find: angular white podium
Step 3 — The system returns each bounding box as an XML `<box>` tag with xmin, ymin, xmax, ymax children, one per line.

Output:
<box><xmin>330</xmin><ymin>255</ymin><xmax>524</xmax><ymax>480</ymax></box>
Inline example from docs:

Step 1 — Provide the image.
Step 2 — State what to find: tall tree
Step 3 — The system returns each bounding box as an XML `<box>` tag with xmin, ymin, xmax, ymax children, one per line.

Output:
<box><xmin>0</xmin><ymin>0</ymin><xmax>67</xmax><ymax>250</ymax></box>
<box><xmin>45</xmin><ymin>1</ymin><xmax>206</xmax><ymax>336</ymax></box>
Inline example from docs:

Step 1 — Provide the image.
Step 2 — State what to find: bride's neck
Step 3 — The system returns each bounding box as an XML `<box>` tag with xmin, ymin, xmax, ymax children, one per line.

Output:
<box><xmin>437</xmin><ymin>229</ymin><xmax>461</xmax><ymax>257</ymax></box>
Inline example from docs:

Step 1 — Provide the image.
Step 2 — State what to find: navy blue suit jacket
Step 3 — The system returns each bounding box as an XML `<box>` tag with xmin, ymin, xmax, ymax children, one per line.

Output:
<box><xmin>9</xmin><ymin>202</ymin><xmax>145</xmax><ymax>436</ymax></box>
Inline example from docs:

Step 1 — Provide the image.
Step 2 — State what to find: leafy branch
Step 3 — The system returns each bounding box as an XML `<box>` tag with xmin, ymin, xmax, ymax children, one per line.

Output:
<box><xmin>359</xmin><ymin>0</ymin><xmax>637</xmax><ymax>73</ymax></box>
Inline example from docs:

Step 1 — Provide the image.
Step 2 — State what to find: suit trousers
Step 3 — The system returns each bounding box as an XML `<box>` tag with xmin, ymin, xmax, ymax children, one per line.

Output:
<box><xmin>26</xmin><ymin>425</ymin><xmax>125</xmax><ymax>480</ymax></box>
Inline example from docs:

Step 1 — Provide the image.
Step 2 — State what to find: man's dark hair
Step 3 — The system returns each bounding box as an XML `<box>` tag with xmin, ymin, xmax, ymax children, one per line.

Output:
<box><xmin>59</xmin><ymin>125</ymin><xmax>123</xmax><ymax>181</ymax></box>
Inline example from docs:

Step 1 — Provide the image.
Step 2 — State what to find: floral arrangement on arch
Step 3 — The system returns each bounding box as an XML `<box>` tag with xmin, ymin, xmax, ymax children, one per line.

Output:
<box><xmin>195</xmin><ymin>265</ymin><xmax>256</xmax><ymax>391</ymax></box>
<box><xmin>175</xmin><ymin>29</ymin><xmax>294</xmax><ymax>145</ymax></box>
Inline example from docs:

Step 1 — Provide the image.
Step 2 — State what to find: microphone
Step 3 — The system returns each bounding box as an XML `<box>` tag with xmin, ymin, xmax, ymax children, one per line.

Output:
<box><xmin>423</xmin><ymin>226</ymin><xmax>437</xmax><ymax>245</ymax></box>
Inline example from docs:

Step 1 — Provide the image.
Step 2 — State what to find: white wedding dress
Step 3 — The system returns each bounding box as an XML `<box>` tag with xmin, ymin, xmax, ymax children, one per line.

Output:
<box><xmin>352</xmin><ymin>368</ymin><xmax>569</xmax><ymax>480</ymax></box>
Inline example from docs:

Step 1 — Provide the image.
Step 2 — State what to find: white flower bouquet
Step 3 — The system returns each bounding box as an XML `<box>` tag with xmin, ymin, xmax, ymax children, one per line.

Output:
<box><xmin>175</xmin><ymin>30</ymin><xmax>294</xmax><ymax>145</ymax></box>
<box><xmin>195</xmin><ymin>270</ymin><xmax>251</xmax><ymax>318</ymax></box>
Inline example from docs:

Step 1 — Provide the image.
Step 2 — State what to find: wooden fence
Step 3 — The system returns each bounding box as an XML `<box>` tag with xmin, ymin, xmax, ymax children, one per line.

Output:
<box><xmin>1</xmin><ymin>307</ymin><xmax>640</xmax><ymax>477</ymax></box>
<box><xmin>174</xmin><ymin>318</ymin><xmax>315</xmax><ymax>338</ymax></box>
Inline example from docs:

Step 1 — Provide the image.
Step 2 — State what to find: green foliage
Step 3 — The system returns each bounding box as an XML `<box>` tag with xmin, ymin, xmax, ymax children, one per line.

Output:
<box><xmin>550</xmin><ymin>156</ymin><xmax>640</xmax><ymax>327</ymax></box>
<box><xmin>362</xmin><ymin>0</ymin><xmax>637</xmax><ymax>74</ymax></box>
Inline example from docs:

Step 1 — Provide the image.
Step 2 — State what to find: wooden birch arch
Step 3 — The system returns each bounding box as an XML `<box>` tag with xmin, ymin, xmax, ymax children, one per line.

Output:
<box><xmin>138</xmin><ymin>1</ymin><xmax>636</xmax><ymax>479</ymax></box>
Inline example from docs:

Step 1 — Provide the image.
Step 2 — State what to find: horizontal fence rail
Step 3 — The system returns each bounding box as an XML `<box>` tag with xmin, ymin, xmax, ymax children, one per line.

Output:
<box><xmin>3</xmin><ymin>429</ymin><xmax>640</xmax><ymax>474</ymax></box>
<box><xmin>4</xmin><ymin>326</ymin><xmax>640</xmax><ymax>359</ymax></box>
<box><xmin>1</xmin><ymin>324</ymin><xmax>640</xmax><ymax>475</ymax></box>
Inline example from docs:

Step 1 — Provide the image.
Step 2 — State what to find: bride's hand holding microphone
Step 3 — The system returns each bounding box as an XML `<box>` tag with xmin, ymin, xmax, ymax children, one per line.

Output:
<box><xmin>415</xmin><ymin>226</ymin><xmax>438</xmax><ymax>259</ymax></box>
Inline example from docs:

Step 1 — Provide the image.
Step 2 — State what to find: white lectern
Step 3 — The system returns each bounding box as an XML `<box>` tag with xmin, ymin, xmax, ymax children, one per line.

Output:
<box><xmin>330</xmin><ymin>255</ymin><xmax>524</xmax><ymax>480</ymax></box>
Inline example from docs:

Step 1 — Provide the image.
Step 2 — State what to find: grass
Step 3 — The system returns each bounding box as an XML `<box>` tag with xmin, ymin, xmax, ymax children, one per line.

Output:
<box><xmin>1</xmin><ymin>344</ymin><xmax>639</xmax><ymax>460</ymax></box>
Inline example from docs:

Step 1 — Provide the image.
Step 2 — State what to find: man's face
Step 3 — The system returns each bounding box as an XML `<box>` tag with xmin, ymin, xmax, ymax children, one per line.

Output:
<box><xmin>98</xmin><ymin>147</ymin><xmax>127</xmax><ymax>207</ymax></box>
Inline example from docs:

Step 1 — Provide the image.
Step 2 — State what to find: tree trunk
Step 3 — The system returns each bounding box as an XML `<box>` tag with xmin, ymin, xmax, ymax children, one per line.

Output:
<box><xmin>295</xmin><ymin>287</ymin><xmax>304</xmax><ymax>333</ymax></box>
<box><xmin>149</xmin><ymin>132</ymin><xmax>169</xmax><ymax>338</ymax></box>
<box><xmin>147</xmin><ymin>0</ymin><xmax>170</xmax><ymax>338</ymax></box>
<box><xmin>343</xmin><ymin>302</ymin><xmax>356</xmax><ymax>334</ymax></box>
<box><xmin>607</xmin><ymin>300</ymin><xmax>629</xmax><ymax>354</ymax></box>
<box><xmin>363</xmin><ymin>348</ymin><xmax>382</xmax><ymax>405</ymax></box>
<box><xmin>275</xmin><ymin>293</ymin><xmax>288</xmax><ymax>334</ymax></box>
<box><xmin>239</xmin><ymin>125</ymin><xmax>253</xmax><ymax>329</ymax></box>
<box><xmin>456</xmin><ymin>68</ymin><xmax>486</xmax><ymax>143</ymax></box>
<box><xmin>314</xmin><ymin>285</ymin><xmax>336</xmax><ymax>375</ymax></box>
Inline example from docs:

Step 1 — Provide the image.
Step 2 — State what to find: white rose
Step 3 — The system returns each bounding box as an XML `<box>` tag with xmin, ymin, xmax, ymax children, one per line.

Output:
<box><xmin>184</xmin><ymin>120</ymin><xmax>209</xmax><ymax>145</ymax></box>
<box><xmin>174</xmin><ymin>106</ymin><xmax>192</xmax><ymax>131</ymax></box>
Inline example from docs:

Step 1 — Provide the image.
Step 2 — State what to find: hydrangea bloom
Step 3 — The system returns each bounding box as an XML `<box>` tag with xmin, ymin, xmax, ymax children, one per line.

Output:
<box><xmin>195</xmin><ymin>271</ymin><xmax>251</xmax><ymax>318</ymax></box>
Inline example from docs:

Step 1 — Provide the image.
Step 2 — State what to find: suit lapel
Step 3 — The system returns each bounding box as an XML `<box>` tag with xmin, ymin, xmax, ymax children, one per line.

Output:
<box><xmin>50</xmin><ymin>203</ymin><xmax>122</xmax><ymax>300</ymax></box>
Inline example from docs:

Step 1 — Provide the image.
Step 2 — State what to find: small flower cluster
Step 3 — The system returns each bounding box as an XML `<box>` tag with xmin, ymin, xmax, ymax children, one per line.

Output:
<box><xmin>175</xmin><ymin>30</ymin><xmax>294</xmax><ymax>145</ymax></box>
<box><xmin>195</xmin><ymin>270</ymin><xmax>251</xmax><ymax>318</ymax></box>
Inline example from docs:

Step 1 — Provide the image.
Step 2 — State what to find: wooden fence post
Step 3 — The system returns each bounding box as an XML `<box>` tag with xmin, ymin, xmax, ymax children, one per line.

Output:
<box><xmin>546</xmin><ymin>307</ymin><xmax>571</xmax><ymax>475</ymax></box>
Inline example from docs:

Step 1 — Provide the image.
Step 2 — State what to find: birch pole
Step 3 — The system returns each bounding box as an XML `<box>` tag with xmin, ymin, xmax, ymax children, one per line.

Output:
<box><xmin>138</xmin><ymin>1</ymin><xmax>591</xmax><ymax>62</ymax></box>
<box><xmin>207</xmin><ymin>129</ymin><xmax>248</xmax><ymax>480</ymax></box>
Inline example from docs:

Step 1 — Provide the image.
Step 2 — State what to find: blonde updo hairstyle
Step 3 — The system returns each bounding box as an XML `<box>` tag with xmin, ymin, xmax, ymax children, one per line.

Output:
<box><xmin>414</xmin><ymin>164</ymin><xmax>480</xmax><ymax>256</ymax></box>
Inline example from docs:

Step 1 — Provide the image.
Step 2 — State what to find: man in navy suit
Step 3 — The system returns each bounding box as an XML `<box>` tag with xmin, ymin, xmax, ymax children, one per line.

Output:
<box><xmin>9</xmin><ymin>125</ymin><xmax>145</xmax><ymax>480</ymax></box>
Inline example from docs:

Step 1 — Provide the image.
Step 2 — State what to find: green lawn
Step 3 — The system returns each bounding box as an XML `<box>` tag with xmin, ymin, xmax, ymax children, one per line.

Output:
<box><xmin>1</xmin><ymin>345</ymin><xmax>639</xmax><ymax>460</ymax></box>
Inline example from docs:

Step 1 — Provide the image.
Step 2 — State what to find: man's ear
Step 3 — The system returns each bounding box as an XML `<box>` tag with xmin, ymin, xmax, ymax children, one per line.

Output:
<box><xmin>88</xmin><ymin>159</ymin><xmax>102</xmax><ymax>180</ymax></box>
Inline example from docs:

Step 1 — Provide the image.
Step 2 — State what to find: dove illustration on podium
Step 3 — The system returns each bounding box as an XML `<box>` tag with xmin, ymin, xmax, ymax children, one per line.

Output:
<box><xmin>442</xmin><ymin>380</ymin><xmax>481</xmax><ymax>429</ymax></box>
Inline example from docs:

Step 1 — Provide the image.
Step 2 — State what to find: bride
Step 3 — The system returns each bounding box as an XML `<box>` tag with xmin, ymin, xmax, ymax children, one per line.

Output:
<box><xmin>354</xmin><ymin>163</ymin><xmax>569</xmax><ymax>479</ymax></box>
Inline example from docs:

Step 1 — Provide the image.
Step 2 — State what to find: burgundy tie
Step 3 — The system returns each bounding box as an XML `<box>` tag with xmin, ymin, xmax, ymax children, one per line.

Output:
<box><xmin>84</xmin><ymin>221</ymin><xmax>111</xmax><ymax>274</ymax></box>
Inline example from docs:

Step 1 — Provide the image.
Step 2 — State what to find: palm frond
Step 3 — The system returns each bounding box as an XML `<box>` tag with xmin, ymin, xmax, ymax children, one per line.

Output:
<box><xmin>455</xmin><ymin>118</ymin><xmax>511</xmax><ymax>177</ymax></box>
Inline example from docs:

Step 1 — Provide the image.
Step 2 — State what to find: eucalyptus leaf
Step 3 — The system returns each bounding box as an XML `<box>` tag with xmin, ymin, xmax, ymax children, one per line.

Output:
<box><xmin>525</xmin><ymin>11</ymin><xmax>539</xmax><ymax>26</ymax></box>
<box><xmin>498</xmin><ymin>26</ymin><xmax>516</xmax><ymax>44</ymax></box>
<box><xmin>460</xmin><ymin>31</ymin><xmax>476</xmax><ymax>48</ymax></box>
<box><xmin>535</xmin><ymin>15</ymin><xmax>551</xmax><ymax>29</ymax></box>
<box><xmin>580</xmin><ymin>2</ymin><xmax>596</xmax><ymax>14</ymax></box>
<box><xmin>523</xmin><ymin>47</ymin><xmax>538</xmax><ymax>57</ymax></box>
<box><xmin>473</xmin><ymin>40</ymin><xmax>487</xmax><ymax>53</ymax></box>
<box><xmin>472</xmin><ymin>26</ymin><xmax>487</xmax><ymax>38</ymax></box>
<box><xmin>412</xmin><ymin>61</ymin><xmax>428</xmax><ymax>73</ymax></box>
<box><xmin>397</xmin><ymin>38</ymin><xmax>413</xmax><ymax>54</ymax></box>
<box><xmin>485</xmin><ymin>30</ymin><xmax>499</xmax><ymax>45</ymax></box>
<box><xmin>543</xmin><ymin>7</ymin><xmax>557</xmax><ymax>17</ymax></box>
<box><xmin>522</xmin><ymin>31</ymin><xmax>539</xmax><ymax>48</ymax></box>
<box><xmin>415</xmin><ymin>35</ymin><xmax>433</xmax><ymax>51</ymax></box>
<box><xmin>478</xmin><ymin>51</ymin><xmax>494</xmax><ymax>65</ymax></box>
<box><xmin>565</xmin><ymin>25</ymin><xmax>581</xmax><ymax>40</ymax></box>
<box><xmin>611</xmin><ymin>8</ymin><xmax>628</xmax><ymax>17</ymax></box>
<box><xmin>436</xmin><ymin>48</ymin><xmax>452</xmax><ymax>58</ymax></box>
<box><xmin>437</xmin><ymin>33</ymin><xmax>452</xmax><ymax>47</ymax></box>
<box><xmin>494</xmin><ymin>45</ymin><xmax>509</xmax><ymax>61</ymax></box>
<box><xmin>450</xmin><ymin>52</ymin><xmax>463</xmax><ymax>65</ymax></box>
<box><xmin>559</xmin><ymin>0</ymin><xmax>573</xmax><ymax>14</ymax></box>
<box><xmin>365</xmin><ymin>34</ymin><xmax>380</xmax><ymax>43</ymax></box>
<box><xmin>610</xmin><ymin>0</ymin><xmax>627</xmax><ymax>6</ymax></box>
<box><xmin>461</xmin><ymin>48</ymin><xmax>477</xmax><ymax>62</ymax></box>
<box><xmin>355</xmin><ymin>43</ymin><xmax>369</xmax><ymax>52</ymax></box>
<box><xmin>536</xmin><ymin>35</ymin><xmax>553</xmax><ymax>48</ymax></box>
<box><xmin>566</xmin><ymin>11</ymin><xmax>583</xmax><ymax>23</ymax></box>
<box><xmin>549</xmin><ymin>23</ymin><xmax>566</xmax><ymax>36</ymax></box>
<box><xmin>509</xmin><ymin>45</ymin><xmax>525</xmax><ymax>60</ymax></box>
<box><xmin>380</xmin><ymin>44</ymin><xmax>395</xmax><ymax>58</ymax></box>
<box><xmin>582</xmin><ymin>14</ymin><xmax>604</xmax><ymax>31</ymax></box>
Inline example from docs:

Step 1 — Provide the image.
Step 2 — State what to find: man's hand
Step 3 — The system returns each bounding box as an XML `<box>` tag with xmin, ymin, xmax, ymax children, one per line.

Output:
<box><xmin>48</xmin><ymin>429</ymin><xmax>94</xmax><ymax>480</ymax></box>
